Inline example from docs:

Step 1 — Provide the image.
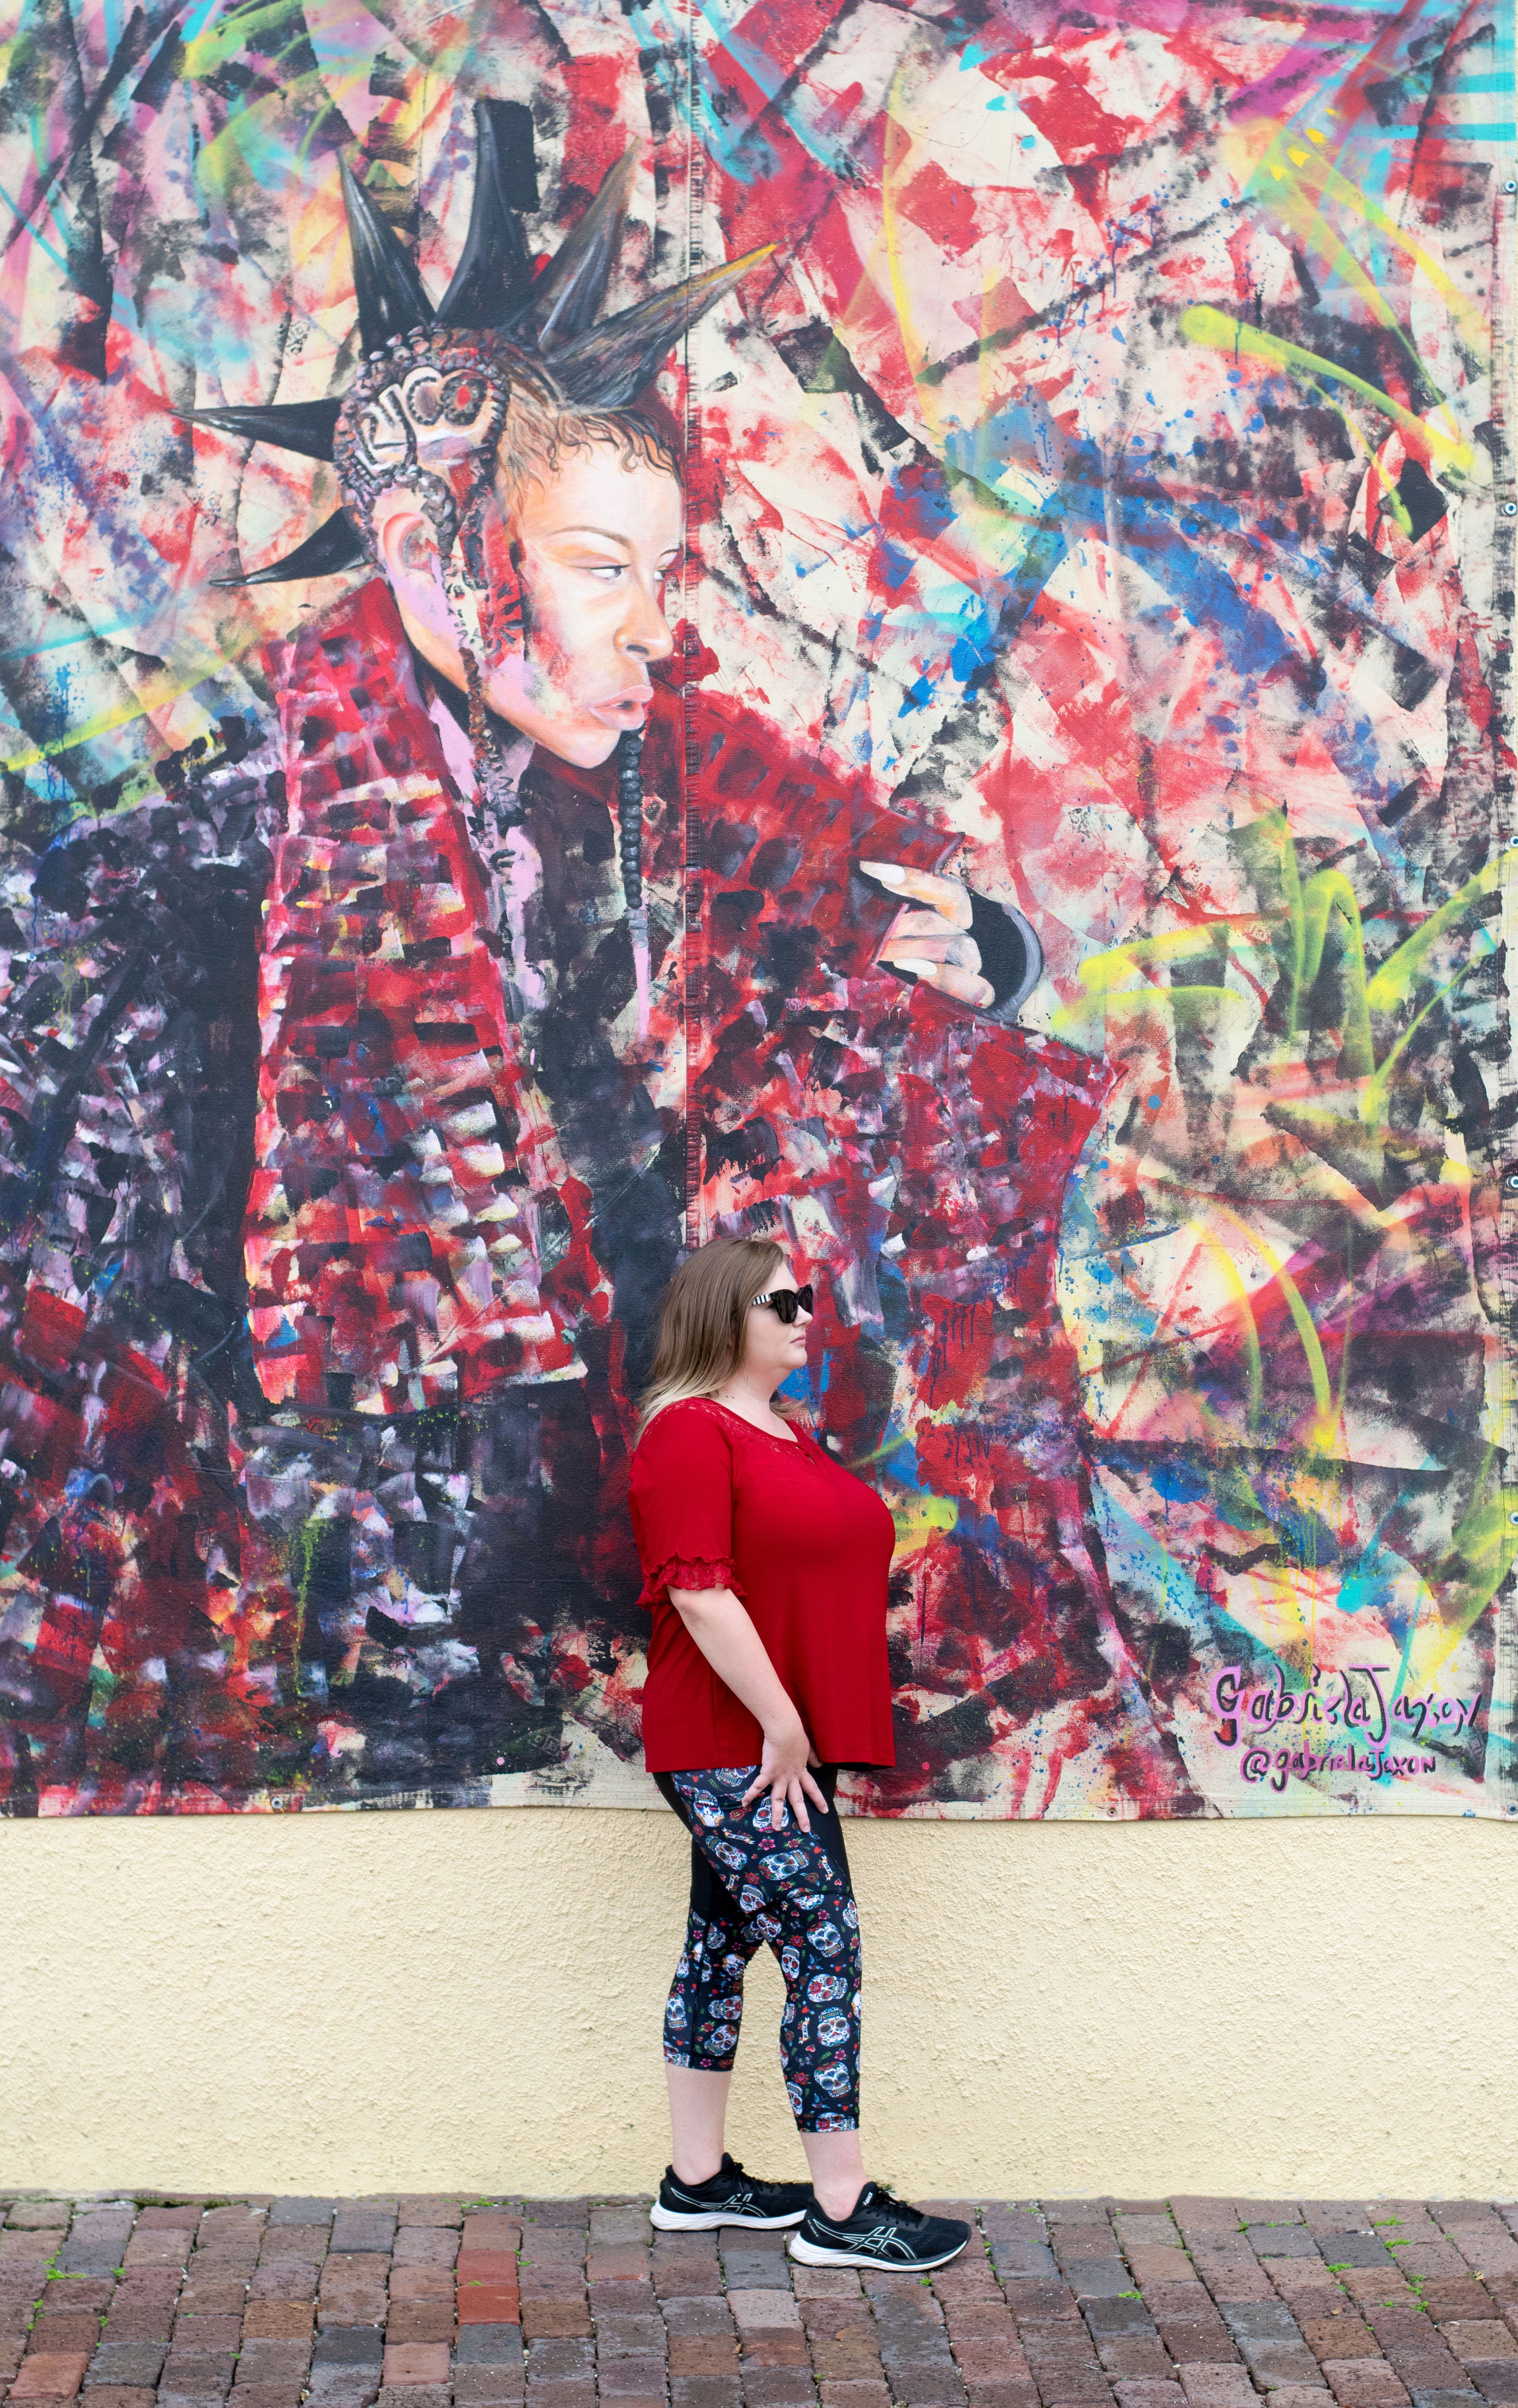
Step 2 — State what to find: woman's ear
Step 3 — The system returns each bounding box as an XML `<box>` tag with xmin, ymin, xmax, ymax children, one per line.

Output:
<box><xmin>370</xmin><ymin>490</ymin><xmax>463</xmax><ymax>676</ymax></box>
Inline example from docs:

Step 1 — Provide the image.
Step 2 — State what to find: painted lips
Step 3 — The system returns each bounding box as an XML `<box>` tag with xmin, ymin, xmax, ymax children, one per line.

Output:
<box><xmin>588</xmin><ymin>685</ymin><xmax>653</xmax><ymax>729</ymax></box>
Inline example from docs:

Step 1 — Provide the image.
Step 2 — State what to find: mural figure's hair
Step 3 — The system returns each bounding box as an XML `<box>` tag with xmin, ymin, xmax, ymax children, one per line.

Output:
<box><xmin>196</xmin><ymin>102</ymin><xmax>774</xmax><ymax>918</ymax></box>
<box><xmin>639</xmin><ymin>1236</ymin><xmax>788</xmax><ymax>1432</ymax></box>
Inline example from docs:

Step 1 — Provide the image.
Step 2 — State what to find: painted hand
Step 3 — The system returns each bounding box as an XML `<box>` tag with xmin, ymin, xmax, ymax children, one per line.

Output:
<box><xmin>859</xmin><ymin>859</ymin><xmax>996</xmax><ymax>1010</ymax></box>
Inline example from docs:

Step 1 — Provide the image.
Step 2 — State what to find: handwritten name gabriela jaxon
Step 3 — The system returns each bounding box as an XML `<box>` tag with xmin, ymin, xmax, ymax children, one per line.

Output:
<box><xmin>1210</xmin><ymin>1664</ymin><xmax>1483</xmax><ymax>1791</ymax></box>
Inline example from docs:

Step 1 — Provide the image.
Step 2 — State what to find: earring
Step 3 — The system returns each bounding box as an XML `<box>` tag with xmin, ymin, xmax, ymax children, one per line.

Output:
<box><xmin>460</xmin><ymin>645</ymin><xmax>520</xmax><ymax>819</ymax></box>
<box><xmin>616</xmin><ymin>728</ymin><xmax>643</xmax><ymax>910</ymax></box>
<box><xmin>617</xmin><ymin>728</ymin><xmax>650</xmax><ymax>1038</ymax></box>
<box><xmin>460</xmin><ymin>642</ymin><xmax>524</xmax><ymax>1017</ymax></box>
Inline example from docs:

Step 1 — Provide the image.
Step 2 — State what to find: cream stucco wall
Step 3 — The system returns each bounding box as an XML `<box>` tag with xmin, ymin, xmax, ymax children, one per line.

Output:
<box><xmin>2</xmin><ymin>1809</ymin><xmax>1515</xmax><ymax>2199</ymax></box>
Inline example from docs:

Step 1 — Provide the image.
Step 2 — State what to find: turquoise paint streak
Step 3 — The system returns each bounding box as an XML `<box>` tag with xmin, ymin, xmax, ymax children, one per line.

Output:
<box><xmin>1089</xmin><ymin>1481</ymin><xmax>1244</xmax><ymax>1654</ymax></box>
<box><xmin>627</xmin><ymin>0</ymin><xmax>859</xmax><ymax>183</ymax></box>
<box><xmin>0</xmin><ymin>617</ymin><xmax>148</xmax><ymax>665</ymax></box>
<box><xmin>623</xmin><ymin>0</ymin><xmax>765</xmax><ymax>183</ymax></box>
<box><xmin>691</xmin><ymin>0</ymin><xmax>863</xmax><ymax>179</ymax></box>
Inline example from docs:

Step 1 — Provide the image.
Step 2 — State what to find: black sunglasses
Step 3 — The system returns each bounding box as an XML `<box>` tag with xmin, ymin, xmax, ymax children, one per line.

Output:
<box><xmin>751</xmin><ymin>1284</ymin><xmax>813</xmax><ymax>1325</ymax></box>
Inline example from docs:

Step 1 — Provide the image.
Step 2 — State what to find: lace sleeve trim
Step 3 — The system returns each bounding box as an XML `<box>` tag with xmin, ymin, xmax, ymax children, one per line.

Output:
<box><xmin>637</xmin><ymin>1555</ymin><xmax>745</xmax><ymax>1609</ymax></box>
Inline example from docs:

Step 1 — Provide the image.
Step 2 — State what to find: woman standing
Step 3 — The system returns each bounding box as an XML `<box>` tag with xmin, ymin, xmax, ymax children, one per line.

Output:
<box><xmin>628</xmin><ymin>1235</ymin><xmax>969</xmax><ymax>2270</ymax></box>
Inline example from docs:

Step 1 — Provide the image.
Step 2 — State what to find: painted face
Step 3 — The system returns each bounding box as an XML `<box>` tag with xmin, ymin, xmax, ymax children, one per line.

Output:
<box><xmin>475</xmin><ymin>440</ymin><xmax>682</xmax><ymax>768</ymax></box>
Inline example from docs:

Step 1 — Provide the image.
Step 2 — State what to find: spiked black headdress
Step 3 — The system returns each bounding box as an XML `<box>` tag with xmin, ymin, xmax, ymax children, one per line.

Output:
<box><xmin>198</xmin><ymin>105</ymin><xmax>771</xmax><ymax>590</ymax></box>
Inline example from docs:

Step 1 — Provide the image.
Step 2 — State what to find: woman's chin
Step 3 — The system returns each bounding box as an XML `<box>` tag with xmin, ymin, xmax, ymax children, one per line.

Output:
<box><xmin>542</xmin><ymin>720</ymin><xmax>624</xmax><ymax>769</ymax></box>
<box><xmin>482</xmin><ymin>690</ymin><xmax>623</xmax><ymax>769</ymax></box>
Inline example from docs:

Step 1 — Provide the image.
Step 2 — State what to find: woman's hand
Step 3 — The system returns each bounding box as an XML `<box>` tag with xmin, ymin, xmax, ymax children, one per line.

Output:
<box><xmin>667</xmin><ymin>1586</ymin><xmax>829</xmax><ymax>1830</ymax></box>
<box><xmin>859</xmin><ymin>860</ymin><xmax>996</xmax><ymax>1010</ymax></box>
<box><xmin>742</xmin><ymin>1713</ymin><xmax>829</xmax><ymax>1834</ymax></box>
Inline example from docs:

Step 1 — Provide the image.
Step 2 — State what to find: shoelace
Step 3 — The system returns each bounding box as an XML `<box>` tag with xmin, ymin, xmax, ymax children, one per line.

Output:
<box><xmin>725</xmin><ymin>2160</ymin><xmax>782</xmax><ymax>2202</ymax></box>
<box><xmin>858</xmin><ymin>2184</ymin><xmax>925</xmax><ymax>2229</ymax></box>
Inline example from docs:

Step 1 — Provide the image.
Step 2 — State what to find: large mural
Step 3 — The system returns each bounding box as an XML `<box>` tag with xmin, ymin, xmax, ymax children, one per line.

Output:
<box><xmin>0</xmin><ymin>0</ymin><xmax>1511</xmax><ymax>1818</ymax></box>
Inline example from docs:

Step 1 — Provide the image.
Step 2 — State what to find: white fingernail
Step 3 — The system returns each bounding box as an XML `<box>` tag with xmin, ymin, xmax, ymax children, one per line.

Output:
<box><xmin>897</xmin><ymin>956</ymin><xmax>937</xmax><ymax>975</ymax></box>
<box><xmin>861</xmin><ymin>861</ymin><xmax>905</xmax><ymax>884</ymax></box>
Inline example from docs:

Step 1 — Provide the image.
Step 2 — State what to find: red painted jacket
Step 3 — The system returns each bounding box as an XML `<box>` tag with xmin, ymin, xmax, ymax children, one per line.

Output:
<box><xmin>250</xmin><ymin>584</ymin><xmax>606</xmax><ymax>1411</ymax></box>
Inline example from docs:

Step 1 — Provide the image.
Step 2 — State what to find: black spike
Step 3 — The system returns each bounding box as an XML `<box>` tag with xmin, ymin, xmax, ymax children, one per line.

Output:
<box><xmin>340</xmin><ymin>156</ymin><xmax>432</xmax><ymax>354</ymax></box>
<box><xmin>548</xmin><ymin>244</ymin><xmax>777</xmax><ymax>408</ymax></box>
<box><xmin>436</xmin><ymin>98</ymin><xmax>537</xmax><ymax>328</ymax></box>
<box><xmin>212</xmin><ymin>509</ymin><xmax>368</xmax><ymax>587</ymax></box>
<box><xmin>523</xmin><ymin>145</ymin><xmax>638</xmax><ymax>352</ymax></box>
<box><xmin>188</xmin><ymin>397</ymin><xmax>340</xmax><ymax>461</ymax></box>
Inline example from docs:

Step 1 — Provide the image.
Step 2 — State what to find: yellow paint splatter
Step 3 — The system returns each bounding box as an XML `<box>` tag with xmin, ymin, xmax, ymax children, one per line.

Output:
<box><xmin>890</xmin><ymin>1492</ymin><xmax>959</xmax><ymax>1560</ymax></box>
<box><xmin>1178</xmin><ymin>305</ymin><xmax>1474</xmax><ymax>476</ymax></box>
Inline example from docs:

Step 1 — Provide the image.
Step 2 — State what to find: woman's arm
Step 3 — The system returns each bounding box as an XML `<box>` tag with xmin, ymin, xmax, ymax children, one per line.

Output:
<box><xmin>668</xmin><ymin>1584</ymin><xmax>828</xmax><ymax>1832</ymax></box>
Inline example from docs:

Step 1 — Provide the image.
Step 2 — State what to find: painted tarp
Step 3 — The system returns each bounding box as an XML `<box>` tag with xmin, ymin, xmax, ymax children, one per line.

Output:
<box><xmin>0</xmin><ymin>0</ymin><xmax>1512</xmax><ymax>1819</ymax></box>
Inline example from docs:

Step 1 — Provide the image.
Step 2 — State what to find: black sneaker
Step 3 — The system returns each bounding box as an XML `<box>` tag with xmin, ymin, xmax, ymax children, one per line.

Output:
<box><xmin>788</xmin><ymin>2181</ymin><xmax>970</xmax><ymax>2269</ymax></box>
<box><xmin>651</xmin><ymin>2152</ymin><xmax>814</xmax><ymax>2231</ymax></box>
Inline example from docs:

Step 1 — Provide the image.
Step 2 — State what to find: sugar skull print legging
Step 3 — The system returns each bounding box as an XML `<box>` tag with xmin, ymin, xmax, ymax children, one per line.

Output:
<box><xmin>653</xmin><ymin>1762</ymin><xmax>863</xmax><ymax>2133</ymax></box>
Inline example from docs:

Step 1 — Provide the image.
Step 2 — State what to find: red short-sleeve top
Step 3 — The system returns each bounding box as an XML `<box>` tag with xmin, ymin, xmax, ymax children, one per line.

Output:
<box><xmin>628</xmin><ymin>1398</ymin><xmax>897</xmax><ymax>1774</ymax></box>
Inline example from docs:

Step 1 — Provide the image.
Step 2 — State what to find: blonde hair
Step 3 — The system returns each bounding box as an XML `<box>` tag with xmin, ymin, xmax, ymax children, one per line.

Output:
<box><xmin>494</xmin><ymin>378</ymin><xmax>679</xmax><ymax>516</ymax></box>
<box><xmin>639</xmin><ymin>1237</ymin><xmax>786</xmax><ymax>1432</ymax></box>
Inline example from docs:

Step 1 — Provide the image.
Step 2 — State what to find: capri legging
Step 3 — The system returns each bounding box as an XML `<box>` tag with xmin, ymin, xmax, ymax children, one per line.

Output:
<box><xmin>654</xmin><ymin>1763</ymin><xmax>862</xmax><ymax>2133</ymax></box>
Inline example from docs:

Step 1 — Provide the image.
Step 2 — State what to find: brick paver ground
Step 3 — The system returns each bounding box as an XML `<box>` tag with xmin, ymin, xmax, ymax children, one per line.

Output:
<box><xmin>2</xmin><ymin>2194</ymin><xmax>1517</xmax><ymax>2408</ymax></box>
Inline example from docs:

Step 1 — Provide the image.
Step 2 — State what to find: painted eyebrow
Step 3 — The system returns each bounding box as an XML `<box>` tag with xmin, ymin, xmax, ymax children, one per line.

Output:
<box><xmin>540</xmin><ymin>524</ymin><xmax>635</xmax><ymax>549</ymax></box>
<box><xmin>540</xmin><ymin>525</ymin><xmax>683</xmax><ymax>559</ymax></box>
